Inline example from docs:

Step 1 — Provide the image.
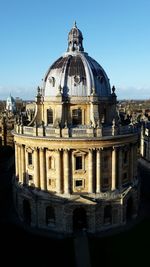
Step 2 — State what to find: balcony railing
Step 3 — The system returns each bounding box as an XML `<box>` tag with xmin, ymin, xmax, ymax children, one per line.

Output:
<box><xmin>14</xmin><ymin>123</ymin><xmax>138</xmax><ymax>138</ymax></box>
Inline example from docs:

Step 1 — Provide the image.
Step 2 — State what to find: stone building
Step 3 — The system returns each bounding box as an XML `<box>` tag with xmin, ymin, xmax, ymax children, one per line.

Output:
<box><xmin>13</xmin><ymin>23</ymin><xmax>139</xmax><ymax>235</ymax></box>
<box><xmin>138</xmin><ymin>120</ymin><xmax>150</xmax><ymax>201</ymax></box>
<box><xmin>0</xmin><ymin>113</ymin><xmax>15</xmax><ymax>147</ymax></box>
<box><xmin>140</xmin><ymin>122</ymin><xmax>150</xmax><ymax>162</ymax></box>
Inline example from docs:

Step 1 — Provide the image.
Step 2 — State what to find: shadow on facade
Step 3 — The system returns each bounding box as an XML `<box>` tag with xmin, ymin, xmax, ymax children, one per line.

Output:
<box><xmin>12</xmin><ymin>176</ymin><xmax>139</xmax><ymax>238</ymax></box>
<box><xmin>73</xmin><ymin>207</ymin><xmax>87</xmax><ymax>231</ymax></box>
<box><xmin>23</xmin><ymin>199</ymin><xmax>31</xmax><ymax>225</ymax></box>
<box><xmin>126</xmin><ymin>197</ymin><xmax>133</xmax><ymax>221</ymax></box>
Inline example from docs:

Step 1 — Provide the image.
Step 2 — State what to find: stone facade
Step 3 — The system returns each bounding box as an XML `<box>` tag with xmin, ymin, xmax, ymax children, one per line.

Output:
<box><xmin>141</xmin><ymin>122</ymin><xmax>150</xmax><ymax>162</ymax></box>
<box><xmin>13</xmin><ymin>23</ymin><xmax>139</xmax><ymax>236</ymax></box>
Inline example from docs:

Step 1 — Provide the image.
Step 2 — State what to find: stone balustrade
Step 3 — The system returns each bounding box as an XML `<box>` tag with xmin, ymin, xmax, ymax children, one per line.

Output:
<box><xmin>14</xmin><ymin>123</ymin><xmax>138</xmax><ymax>138</ymax></box>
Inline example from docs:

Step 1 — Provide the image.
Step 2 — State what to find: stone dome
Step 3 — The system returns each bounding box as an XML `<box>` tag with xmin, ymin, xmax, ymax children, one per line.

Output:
<box><xmin>43</xmin><ymin>23</ymin><xmax>111</xmax><ymax>98</ymax></box>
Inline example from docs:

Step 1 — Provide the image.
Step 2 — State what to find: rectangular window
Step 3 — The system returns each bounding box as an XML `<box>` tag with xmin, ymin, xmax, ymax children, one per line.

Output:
<box><xmin>49</xmin><ymin>179</ymin><xmax>52</xmax><ymax>186</ymax></box>
<box><xmin>75</xmin><ymin>180</ymin><xmax>83</xmax><ymax>187</ymax></box>
<box><xmin>28</xmin><ymin>175</ymin><xmax>33</xmax><ymax>180</ymax></box>
<box><xmin>28</xmin><ymin>152</ymin><xmax>32</xmax><ymax>165</ymax></box>
<box><xmin>48</xmin><ymin>157</ymin><xmax>55</xmax><ymax>170</ymax></box>
<box><xmin>72</xmin><ymin>109</ymin><xmax>82</xmax><ymax>125</ymax></box>
<box><xmin>75</xmin><ymin>156</ymin><xmax>82</xmax><ymax>170</ymax></box>
<box><xmin>47</xmin><ymin>109</ymin><xmax>53</xmax><ymax>124</ymax></box>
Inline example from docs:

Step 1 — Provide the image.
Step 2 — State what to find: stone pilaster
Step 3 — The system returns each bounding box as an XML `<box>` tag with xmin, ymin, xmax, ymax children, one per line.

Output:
<box><xmin>88</xmin><ymin>149</ymin><xmax>94</xmax><ymax>193</ymax></box>
<box><xmin>15</xmin><ymin>142</ymin><xmax>19</xmax><ymax>177</ymax></box>
<box><xmin>56</xmin><ymin>150</ymin><xmax>62</xmax><ymax>193</ymax></box>
<box><xmin>18</xmin><ymin>145</ymin><xmax>22</xmax><ymax>183</ymax></box>
<box><xmin>96</xmin><ymin>149</ymin><xmax>101</xmax><ymax>193</ymax></box>
<box><xmin>34</xmin><ymin>147</ymin><xmax>40</xmax><ymax>188</ymax></box>
<box><xmin>140</xmin><ymin>125</ymin><xmax>144</xmax><ymax>157</ymax></box>
<box><xmin>90</xmin><ymin>102</ymin><xmax>95</xmax><ymax>127</ymax></box>
<box><xmin>40</xmin><ymin>148</ymin><xmax>46</xmax><ymax>191</ymax></box>
<box><xmin>118</xmin><ymin>147</ymin><xmax>122</xmax><ymax>190</ymax></box>
<box><xmin>63</xmin><ymin>149</ymin><xmax>70</xmax><ymax>194</ymax></box>
<box><xmin>21</xmin><ymin>145</ymin><xmax>25</xmax><ymax>183</ymax></box>
<box><xmin>111</xmin><ymin>147</ymin><xmax>116</xmax><ymax>191</ymax></box>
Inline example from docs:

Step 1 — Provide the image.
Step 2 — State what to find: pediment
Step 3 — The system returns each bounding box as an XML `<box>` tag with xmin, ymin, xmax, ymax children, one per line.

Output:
<box><xmin>72</xmin><ymin>150</ymin><xmax>87</xmax><ymax>156</ymax></box>
<box><xmin>74</xmin><ymin>195</ymin><xmax>96</xmax><ymax>205</ymax></box>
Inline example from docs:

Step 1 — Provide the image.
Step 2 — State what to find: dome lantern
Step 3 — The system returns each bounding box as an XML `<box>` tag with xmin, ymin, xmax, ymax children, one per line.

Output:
<box><xmin>67</xmin><ymin>21</ymin><xmax>84</xmax><ymax>52</ymax></box>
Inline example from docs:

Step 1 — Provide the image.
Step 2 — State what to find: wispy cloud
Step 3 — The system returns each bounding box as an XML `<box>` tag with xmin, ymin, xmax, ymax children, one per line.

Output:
<box><xmin>0</xmin><ymin>86</ymin><xmax>36</xmax><ymax>100</ymax></box>
<box><xmin>117</xmin><ymin>86</ymin><xmax>150</xmax><ymax>100</ymax></box>
<box><xmin>0</xmin><ymin>85</ymin><xmax>149</xmax><ymax>101</ymax></box>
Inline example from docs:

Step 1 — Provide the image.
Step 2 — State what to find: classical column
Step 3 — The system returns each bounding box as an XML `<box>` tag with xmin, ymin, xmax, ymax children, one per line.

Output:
<box><xmin>96</xmin><ymin>149</ymin><xmax>101</xmax><ymax>193</ymax></box>
<box><xmin>15</xmin><ymin>142</ymin><xmax>19</xmax><ymax>178</ymax></box>
<box><xmin>34</xmin><ymin>147</ymin><xmax>40</xmax><ymax>188</ymax></box>
<box><xmin>111</xmin><ymin>147</ymin><xmax>117</xmax><ymax>191</ymax></box>
<box><xmin>118</xmin><ymin>147</ymin><xmax>122</xmax><ymax>190</ymax></box>
<box><xmin>88</xmin><ymin>149</ymin><xmax>94</xmax><ymax>193</ymax></box>
<box><xmin>140</xmin><ymin>125</ymin><xmax>144</xmax><ymax>157</ymax></box>
<box><xmin>56</xmin><ymin>150</ymin><xmax>62</xmax><ymax>193</ymax></box>
<box><xmin>18</xmin><ymin>145</ymin><xmax>22</xmax><ymax>183</ymax></box>
<box><xmin>40</xmin><ymin>148</ymin><xmax>46</xmax><ymax>191</ymax></box>
<box><xmin>63</xmin><ymin>149</ymin><xmax>70</xmax><ymax>194</ymax></box>
<box><xmin>90</xmin><ymin>102</ymin><xmax>95</xmax><ymax>126</ymax></box>
<box><xmin>82</xmin><ymin>109</ymin><xmax>85</xmax><ymax>124</ymax></box>
<box><xmin>21</xmin><ymin>145</ymin><xmax>25</xmax><ymax>183</ymax></box>
<box><xmin>130</xmin><ymin>145</ymin><xmax>134</xmax><ymax>183</ymax></box>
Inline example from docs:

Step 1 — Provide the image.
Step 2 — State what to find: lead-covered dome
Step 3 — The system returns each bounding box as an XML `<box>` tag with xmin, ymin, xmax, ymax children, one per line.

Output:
<box><xmin>43</xmin><ymin>23</ymin><xmax>111</xmax><ymax>98</ymax></box>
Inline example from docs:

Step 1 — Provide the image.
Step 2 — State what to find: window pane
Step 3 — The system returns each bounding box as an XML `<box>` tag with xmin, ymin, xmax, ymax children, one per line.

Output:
<box><xmin>75</xmin><ymin>156</ymin><xmax>82</xmax><ymax>170</ymax></box>
<box><xmin>28</xmin><ymin>153</ymin><xmax>32</xmax><ymax>165</ymax></box>
<box><xmin>47</xmin><ymin>109</ymin><xmax>53</xmax><ymax>124</ymax></box>
<box><xmin>28</xmin><ymin>175</ymin><xmax>33</xmax><ymax>180</ymax></box>
<box><xmin>72</xmin><ymin>109</ymin><xmax>82</xmax><ymax>125</ymax></box>
<box><xmin>75</xmin><ymin>180</ymin><xmax>83</xmax><ymax>187</ymax></box>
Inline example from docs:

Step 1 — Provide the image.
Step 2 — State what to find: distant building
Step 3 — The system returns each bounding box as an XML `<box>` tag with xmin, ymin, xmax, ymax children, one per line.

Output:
<box><xmin>6</xmin><ymin>95</ymin><xmax>16</xmax><ymax>113</ymax></box>
<box><xmin>13</xmin><ymin>23</ymin><xmax>139</xmax><ymax>236</ymax></box>
<box><xmin>25</xmin><ymin>101</ymin><xmax>36</xmax><ymax>122</ymax></box>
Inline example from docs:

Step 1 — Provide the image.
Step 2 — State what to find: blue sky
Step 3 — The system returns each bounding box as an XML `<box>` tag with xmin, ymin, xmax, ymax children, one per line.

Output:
<box><xmin>0</xmin><ymin>0</ymin><xmax>150</xmax><ymax>100</ymax></box>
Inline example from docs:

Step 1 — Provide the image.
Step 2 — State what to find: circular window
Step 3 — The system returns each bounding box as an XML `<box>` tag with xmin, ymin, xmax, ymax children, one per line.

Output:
<box><xmin>74</xmin><ymin>75</ymin><xmax>81</xmax><ymax>84</ymax></box>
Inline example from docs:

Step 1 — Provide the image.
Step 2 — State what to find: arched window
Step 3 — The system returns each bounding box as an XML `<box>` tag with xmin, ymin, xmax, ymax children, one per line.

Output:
<box><xmin>104</xmin><ymin>205</ymin><xmax>112</xmax><ymax>224</ymax></box>
<box><xmin>72</xmin><ymin>109</ymin><xmax>82</xmax><ymax>126</ymax></box>
<box><xmin>48</xmin><ymin>76</ymin><xmax>55</xmax><ymax>87</ymax></box>
<box><xmin>47</xmin><ymin>109</ymin><xmax>53</xmax><ymax>124</ymax></box>
<box><xmin>46</xmin><ymin>206</ymin><xmax>55</xmax><ymax>226</ymax></box>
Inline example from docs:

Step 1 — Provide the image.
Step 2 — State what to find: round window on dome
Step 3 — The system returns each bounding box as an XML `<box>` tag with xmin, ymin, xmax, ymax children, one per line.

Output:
<box><xmin>48</xmin><ymin>76</ymin><xmax>55</xmax><ymax>87</ymax></box>
<box><xmin>74</xmin><ymin>75</ymin><xmax>81</xmax><ymax>85</ymax></box>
